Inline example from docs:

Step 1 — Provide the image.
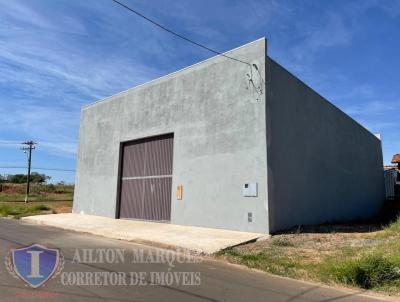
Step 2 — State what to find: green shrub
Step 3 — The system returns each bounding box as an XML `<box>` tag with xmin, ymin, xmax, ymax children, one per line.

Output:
<box><xmin>381</xmin><ymin>216</ymin><xmax>400</xmax><ymax>238</ymax></box>
<box><xmin>0</xmin><ymin>204</ymin><xmax>51</xmax><ymax>218</ymax></box>
<box><xmin>46</xmin><ymin>184</ymin><xmax>55</xmax><ymax>193</ymax></box>
<box><xmin>31</xmin><ymin>205</ymin><xmax>50</xmax><ymax>211</ymax></box>
<box><xmin>0</xmin><ymin>205</ymin><xmax>28</xmax><ymax>216</ymax></box>
<box><xmin>7</xmin><ymin>207</ymin><xmax>25</xmax><ymax>216</ymax></box>
<box><xmin>0</xmin><ymin>205</ymin><xmax>11</xmax><ymax>215</ymax></box>
<box><xmin>330</xmin><ymin>254</ymin><xmax>400</xmax><ymax>289</ymax></box>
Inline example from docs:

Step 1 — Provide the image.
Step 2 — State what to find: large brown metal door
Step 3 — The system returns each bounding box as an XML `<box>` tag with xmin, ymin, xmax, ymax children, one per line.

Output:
<box><xmin>119</xmin><ymin>134</ymin><xmax>173</xmax><ymax>221</ymax></box>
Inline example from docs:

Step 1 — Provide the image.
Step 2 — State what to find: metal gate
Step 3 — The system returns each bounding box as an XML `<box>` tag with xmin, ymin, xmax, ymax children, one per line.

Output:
<box><xmin>384</xmin><ymin>169</ymin><xmax>397</xmax><ymax>199</ymax></box>
<box><xmin>118</xmin><ymin>134</ymin><xmax>173</xmax><ymax>221</ymax></box>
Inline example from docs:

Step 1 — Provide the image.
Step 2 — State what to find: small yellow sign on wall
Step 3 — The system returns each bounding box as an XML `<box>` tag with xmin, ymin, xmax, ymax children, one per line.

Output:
<box><xmin>176</xmin><ymin>185</ymin><xmax>183</xmax><ymax>200</ymax></box>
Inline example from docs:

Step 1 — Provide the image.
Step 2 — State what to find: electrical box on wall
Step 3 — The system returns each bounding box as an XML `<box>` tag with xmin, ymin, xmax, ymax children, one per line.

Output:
<box><xmin>243</xmin><ymin>182</ymin><xmax>258</xmax><ymax>197</ymax></box>
<box><xmin>176</xmin><ymin>185</ymin><xmax>183</xmax><ymax>200</ymax></box>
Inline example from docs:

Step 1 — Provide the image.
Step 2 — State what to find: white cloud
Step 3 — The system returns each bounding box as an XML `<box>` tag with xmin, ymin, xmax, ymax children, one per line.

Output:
<box><xmin>0</xmin><ymin>0</ymin><xmax>398</xmax><ymax>168</ymax></box>
<box><xmin>0</xmin><ymin>0</ymin><xmax>164</xmax><ymax>161</ymax></box>
<box><xmin>330</xmin><ymin>84</ymin><xmax>376</xmax><ymax>101</ymax></box>
<box><xmin>371</xmin><ymin>0</ymin><xmax>400</xmax><ymax>18</ymax></box>
<box><xmin>0</xmin><ymin>0</ymin><xmax>88</xmax><ymax>35</ymax></box>
<box><xmin>39</xmin><ymin>142</ymin><xmax>78</xmax><ymax>157</ymax></box>
<box><xmin>345</xmin><ymin>100</ymin><xmax>399</xmax><ymax>116</ymax></box>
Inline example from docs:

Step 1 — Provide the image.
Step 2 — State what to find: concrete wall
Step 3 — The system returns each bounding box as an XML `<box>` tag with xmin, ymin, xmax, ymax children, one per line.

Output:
<box><xmin>74</xmin><ymin>38</ymin><xmax>270</xmax><ymax>233</ymax></box>
<box><xmin>74</xmin><ymin>38</ymin><xmax>384</xmax><ymax>234</ymax></box>
<box><xmin>266</xmin><ymin>58</ymin><xmax>385</xmax><ymax>233</ymax></box>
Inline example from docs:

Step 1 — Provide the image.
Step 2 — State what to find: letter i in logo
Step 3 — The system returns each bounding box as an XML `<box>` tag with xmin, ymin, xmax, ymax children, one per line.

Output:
<box><xmin>27</xmin><ymin>250</ymin><xmax>44</xmax><ymax>278</ymax></box>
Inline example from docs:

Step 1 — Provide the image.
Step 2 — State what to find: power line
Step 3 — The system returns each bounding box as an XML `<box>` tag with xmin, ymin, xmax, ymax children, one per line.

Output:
<box><xmin>34</xmin><ymin>167</ymin><xmax>76</xmax><ymax>172</ymax></box>
<box><xmin>0</xmin><ymin>140</ymin><xmax>22</xmax><ymax>145</ymax></box>
<box><xmin>0</xmin><ymin>166</ymin><xmax>75</xmax><ymax>172</ymax></box>
<box><xmin>110</xmin><ymin>0</ymin><xmax>251</xmax><ymax>66</ymax></box>
<box><xmin>0</xmin><ymin>140</ymin><xmax>75</xmax><ymax>172</ymax></box>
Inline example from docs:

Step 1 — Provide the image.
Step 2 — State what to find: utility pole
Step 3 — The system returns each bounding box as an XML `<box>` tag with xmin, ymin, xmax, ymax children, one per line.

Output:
<box><xmin>21</xmin><ymin>141</ymin><xmax>36</xmax><ymax>203</ymax></box>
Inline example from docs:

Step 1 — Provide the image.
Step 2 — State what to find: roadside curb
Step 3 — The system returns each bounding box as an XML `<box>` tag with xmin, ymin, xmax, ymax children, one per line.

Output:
<box><xmin>21</xmin><ymin>217</ymin><xmax>202</xmax><ymax>254</ymax></box>
<box><xmin>21</xmin><ymin>213</ymin><xmax>266</xmax><ymax>255</ymax></box>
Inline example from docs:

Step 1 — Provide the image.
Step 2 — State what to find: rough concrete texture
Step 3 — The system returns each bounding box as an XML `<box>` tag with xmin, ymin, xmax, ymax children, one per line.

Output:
<box><xmin>22</xmin><ymin>214</ymin><xmax>266</xmax><ymax>254</ymax></box>
<box><xmin>266</xmin><ymin>58</ymin><xmax>385</xmax><ymax>232</ymax></box>
<box><xmin>74</xmin><ymin>38</ymin><xmax>269</xmax><ymax>233</ymax></box>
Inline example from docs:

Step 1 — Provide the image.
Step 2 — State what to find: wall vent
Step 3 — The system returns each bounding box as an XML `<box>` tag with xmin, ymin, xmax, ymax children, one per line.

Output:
<box><xmin>248</xmin><ymin>212</ymin><xmax>253</xmax><ymax>223</ymax></box>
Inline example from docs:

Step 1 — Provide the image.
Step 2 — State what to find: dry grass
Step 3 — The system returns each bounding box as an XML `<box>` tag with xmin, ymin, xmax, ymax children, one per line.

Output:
<box><xmin>218</xmin><ymin>220</ymin><xmax>400</xmax><ymax>295</ymax></box>
<box><xmin>0</xmin><ymin>183</ymin><xmax>73</xmax><ymax>218</ymax></box>
<box><xmin>0</xmin><ymin>183</ymin><xmax>73</xmax><ymax>202</ymax></box>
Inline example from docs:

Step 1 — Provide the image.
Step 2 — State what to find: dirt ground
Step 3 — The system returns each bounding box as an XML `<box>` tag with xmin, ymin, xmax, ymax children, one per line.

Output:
<box><xmin>234</xmin><ymin>228</ymin><xmax>383</xmax><ymax>262</ymax></box>
<box><xmin>51</xmin><ymin>203</ymin><xmax>73</xmax><ymax>214</ymax></box>
<box><xmin>218</xmin><ymin>220</ymin><xmax>400</xmax><ymax>295</ymax></box>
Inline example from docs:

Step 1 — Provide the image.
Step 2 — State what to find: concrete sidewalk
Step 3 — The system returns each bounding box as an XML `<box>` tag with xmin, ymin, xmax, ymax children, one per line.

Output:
<box><xmin>22</xmin><ymin>214</ymin><xmax>267</xmax><ymax>254</ymax></box>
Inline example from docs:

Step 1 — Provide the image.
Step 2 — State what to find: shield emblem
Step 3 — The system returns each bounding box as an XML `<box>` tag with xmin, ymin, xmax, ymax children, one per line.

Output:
<box><xmin>11</xmin><ymin>244</ymin><xmax>60</xmax><ymax>288</ymax></box>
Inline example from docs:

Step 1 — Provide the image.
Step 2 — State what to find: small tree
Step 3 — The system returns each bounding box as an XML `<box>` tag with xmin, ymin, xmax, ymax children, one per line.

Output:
<box><xmin>47</xmin><ymin>183</ymin><xmax>55</xmax><ymax>193</ymax></box>
<box><xmin>6</xmin><ymin>173</ymin><xmax>51</xmax><ymax>184</ymax></box>
<box><xmin>8</xmin><ymin>174</ymin><xmax>26</xmax><ymax>184</ymax></box>
<box><xmin>30</xmin><ymin>172</ymin><xmax>51</xmax><ymax>184</ymax></box>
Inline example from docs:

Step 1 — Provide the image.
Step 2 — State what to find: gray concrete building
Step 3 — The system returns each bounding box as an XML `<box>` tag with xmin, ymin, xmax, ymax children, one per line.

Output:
<box><xmin>73</xmin><ymin>38</ymin><xmax>384</xmax><ymax>234</ymax></box>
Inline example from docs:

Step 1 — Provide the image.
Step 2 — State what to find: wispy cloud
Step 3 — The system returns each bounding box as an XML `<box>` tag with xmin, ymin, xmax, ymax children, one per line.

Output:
<box><xmin>0</xmin><ymin>0</ymin><xmax>164</xmax><ymax>162</ymax></box>
<box><xmin>345</xmin><ymin>100</ymin><xmax>399</xmax><ymax>116</ymax></box>
<box><xmin>372</xmin><ymin>0</ymin><xmax>400</xmax><ymax>18</ymax></box>
<box><xmin>0</xmin><ymin>0</ymin><xmax>88</xmax><ymax>35</ymax></box>
<box><xmin>330</xmin><ymin>84</ymin><xmax>376</xmax><ymax>101</ymax></box>
<box><xmin>39</xmin><ymin>142</ymin><xmax>77</xmax><ymax>157</ymax></box>
<box><xmin>0</xmin><ymin>0</ymin><xmax>399</xmax><ymax>176</ymax></box>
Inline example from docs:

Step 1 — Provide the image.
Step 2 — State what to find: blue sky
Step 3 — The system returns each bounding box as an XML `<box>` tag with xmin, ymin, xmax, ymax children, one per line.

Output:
<box><xmin>0</xmin><ymin>0</ymin><xmax>399</xmax><ymax>183</ymax></box>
